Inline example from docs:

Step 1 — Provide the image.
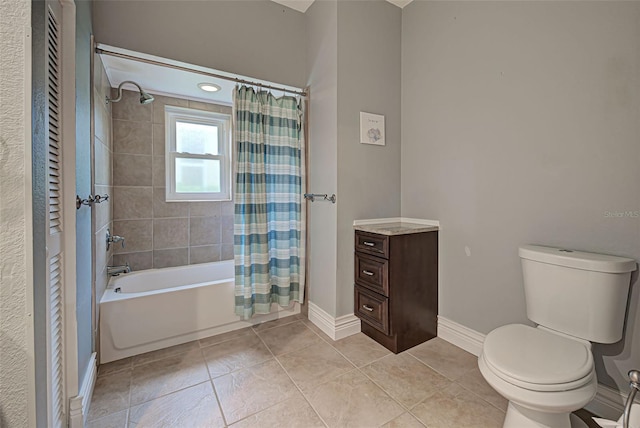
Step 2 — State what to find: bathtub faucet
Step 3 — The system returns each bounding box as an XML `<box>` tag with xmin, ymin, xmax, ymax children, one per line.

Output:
<box><xmin>107</xmin><ymin>263</ymin><xmax>131</xmax><ymax>276</ymax></box>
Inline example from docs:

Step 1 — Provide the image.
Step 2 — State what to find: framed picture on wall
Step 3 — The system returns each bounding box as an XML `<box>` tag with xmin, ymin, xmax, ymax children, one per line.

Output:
<box><xmin>360</xmin><ymin>112</ymin><xmax>385</xmax><ymax>146</ymax></box>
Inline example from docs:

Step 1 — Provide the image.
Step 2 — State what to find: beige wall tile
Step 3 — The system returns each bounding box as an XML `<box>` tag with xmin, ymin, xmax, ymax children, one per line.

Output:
<box><xmin>112</xmin><ymin>89</ymin><xmax>152</xmax><ymax>122</ymax></box>
<box><xmin>152</xmin><ymin>187</ymin><xmax>189</xmax><ymax>218</ymax></box>
<box><xmin>152</xmin><ymin>95</ymin><xmax>189</xmax><ymax>124</ymax></box>
<box><xmin>113</xmin><ymin>251</ymin><xmax>153</xmax><ymax>272</ymax></box>
<box><xmin>221</xmin><ymin>214</ymin><xmax>234</xmax><ymax>244</ymax></box>
<box><xmin>221</xmin><ymin>244</ymin><xmax>234</xmax><ymax>261</ymax></box>
<box><xmin>151</xmin><ymin>187</ymin><xmax>186</xmax><ymax>218</ymax></box>
<box><xmin>189</xmin><ymin>245</ymin><xmax>221</xmax><ymax>264</ymax></box>
<box><xmin>94</xmin><ymin>141</ymin><xmax>112</xmax><ymax>186</ymax></box>
<box><xmin>152</xmin><ymin>123</ymin><xmax>165</xmax><ymax>156</ymax></box>
<box><xmin>152</xmin><ymin>155</ymin><xmax>165</xmax><ymax>187</ymax></box>
<box><xmin>153</xmin><ymin>248</ymin><xmax>188</xmax><ymax>269</ymax></box>
<box><xmin>189</xmin><ymin>201</ymin><xmax>220</xmax><ymax>217</ymax></box>
<box><xmin>220</xmin><ymin>201</ymin><xmax>234</xmax><ymax>216</ymax></box>
<box><xmin>153</xmin><ymin>218</ymin><xmax>189</xmax><ymax>249</ymax></box>
<box><xmin>94</xmin><ymin>92</ymin><xmax>111</xmax><ymax>148</ymax></box>
<box><xmin>187</xmin><ymin>100</ymin><xmax>232</xmax><ymax>114</ymax></box>
<box><xmin>189</xmin><ymin>216</ymin><xmax>221</xmax><ymax>246</ymax></box>
<box><xmin>113</xmin><ymin>186</ymin><xmax>152</xmax><ymax>220</ymax></box>
<box><xmin>95</xmin><ymin>223</ymin><xmax>111</xmax><ymax>273</ymax></box>
<box><xmin>94</xmin><ymin>184</ymin><xmax>112</xmax><ymax>229</ymax></box>
<box><xmin>113</xmin><ymin>154</ymin><xmax>152</xmax><ymax>187</ymax></box>
<box><xmin>113</xmin><ymin>119</ymin><xmax>152</xmax><ymax>155</ymax></box>
<box><xmin>113</xmin><ymin>219</ymin><xmax>152</xmax><ymax>253</ymax></box>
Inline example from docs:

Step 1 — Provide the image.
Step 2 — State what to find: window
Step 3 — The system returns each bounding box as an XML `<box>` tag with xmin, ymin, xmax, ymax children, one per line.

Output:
<box><xmin>165</xmin><ymin>106</ymin><xmax>232</xmax><ymax>201</ymax></box>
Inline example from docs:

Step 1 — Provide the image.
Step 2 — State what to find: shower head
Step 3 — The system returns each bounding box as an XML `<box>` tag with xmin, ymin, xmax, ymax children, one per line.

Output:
<box><xmin>106</xmin><ymin>80</ymin><xmax>155</xmax><ymax>105</ymax></box>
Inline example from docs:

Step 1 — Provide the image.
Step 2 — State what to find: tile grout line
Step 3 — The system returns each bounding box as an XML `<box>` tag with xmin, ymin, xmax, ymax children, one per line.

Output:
<box><xmin>199</xmin><ymin>344</ymin><xmax>230</xmax><ymax>427</ymax></box>
<box><xmin>253</xmin><ymin>322</ymin><xmax>331</xmax><ymax>428</ymax></box>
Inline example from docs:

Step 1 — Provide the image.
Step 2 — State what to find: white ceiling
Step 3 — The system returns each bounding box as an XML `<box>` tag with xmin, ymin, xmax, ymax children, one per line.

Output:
<box><xmin>99</xmin><ymin>45</ymin><xmax>301</xmax><ymax>106</ymax></box>
<box><xmin>271</xmin><ymin>0</ymin><xmax>413</xmax><ymax>13</ymax></box>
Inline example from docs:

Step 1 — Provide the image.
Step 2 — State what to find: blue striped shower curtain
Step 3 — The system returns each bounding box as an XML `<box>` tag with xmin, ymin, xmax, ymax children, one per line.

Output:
<box><xmin>233</xmin><ymin>86</ymin><xmax>306</xmax><ymax>319</ymax></box>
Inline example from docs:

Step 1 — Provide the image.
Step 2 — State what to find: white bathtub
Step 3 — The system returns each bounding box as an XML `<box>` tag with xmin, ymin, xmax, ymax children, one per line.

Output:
<box><xmin>99</xmin><ymin>260</ymin><xmax>300</xmax><ymax>363</ymax></box>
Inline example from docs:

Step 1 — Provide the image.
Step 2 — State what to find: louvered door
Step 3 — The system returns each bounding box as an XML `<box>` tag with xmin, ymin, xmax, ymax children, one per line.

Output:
<box><xmin>46</xmin><ymin>2</ymin><xmax>66</xmax><ymax>426</ymax></box>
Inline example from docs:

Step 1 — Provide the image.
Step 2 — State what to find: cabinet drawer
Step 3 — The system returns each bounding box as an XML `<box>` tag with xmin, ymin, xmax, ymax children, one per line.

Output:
<box><xmin>355</xmin><ymin>286</ymin><xmax>389</xmax><ymax>334</ymax></box>
<box><xmin>355</xmin><ymin>231</ymin><xmax>389</xmax><ymax>259</ymax></box>
<box><xmin>354</xmin><ymin>252</ymin><xmax>389</xmax><ymax>296</ymax></box>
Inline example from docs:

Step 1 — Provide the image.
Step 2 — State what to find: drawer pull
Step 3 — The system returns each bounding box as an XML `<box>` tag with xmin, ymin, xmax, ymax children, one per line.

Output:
<box><xmin>362</xmin><ymin>304</ymin><xmax>374</xmax><ymax>312</ymax></box>
<box><xmin>363</xmin><ymin>241</ymin><xmax>375</xmax><ymax>247</ymax></box>
<box><xmin>362</xmin><ymin>270</ymin><xmax>374</xmax><ymax>276</ymax></box>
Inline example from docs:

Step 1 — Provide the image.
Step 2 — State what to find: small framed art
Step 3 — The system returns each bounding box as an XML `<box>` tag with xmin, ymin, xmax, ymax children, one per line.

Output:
<box><xmin>360</xmin><ymin>112</ymin><xmax>385</xmax><ymax>146</ymax></box>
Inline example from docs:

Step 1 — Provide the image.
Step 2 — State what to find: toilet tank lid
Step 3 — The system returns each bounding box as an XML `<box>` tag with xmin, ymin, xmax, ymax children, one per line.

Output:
<box><xmin>519</xmin><ymin>245</ymin><xmax>637</xmax><ymax>274</ymax></box>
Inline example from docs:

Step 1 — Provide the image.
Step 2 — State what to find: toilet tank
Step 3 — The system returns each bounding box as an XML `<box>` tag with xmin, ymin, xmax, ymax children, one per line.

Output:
<box><xmin>519</xmin><ymin>245</ymin><xmax>636</xmax><ymax>344</ymax></box>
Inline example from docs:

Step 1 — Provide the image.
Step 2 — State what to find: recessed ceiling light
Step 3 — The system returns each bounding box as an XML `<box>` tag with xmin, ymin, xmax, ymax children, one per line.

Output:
<box><xmin>198</xmin><ymin>82</ymin><xmax>221</xmax><ymax>93</ymax></box>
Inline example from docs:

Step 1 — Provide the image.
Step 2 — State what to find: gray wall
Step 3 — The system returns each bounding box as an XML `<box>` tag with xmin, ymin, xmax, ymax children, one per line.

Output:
<box><xmin>93</xmin><ymin>53</ymin><xmax>113</xmax><ymax>358</ymax></box>
<box><xmin>75</xmin><ymin>0</ymin><xmax>94</xmax><ymax>386</ymax></box>
<box><xmin>305</xmin><ymin>0</ymin><xmax>402</xmax><ymax>318</ymax></box>
<box><xmin>0</xmin><ymin>0</ymin><xmax>34</xmax><ymax>425</ymax></box>
<box><xmin>336</xmin><ymin>0</ymin><xmax>401</xmax><ymax>317</ymax></box>
<box><xmin>306</xmin><ymin>0</ymin><xmax>339</xmax><ymax>316</ymax></box>
<box><xmin>111</xmin><ymin>91</ymin><xmax>234</xmax><ymax>270</ymax></box>
<box><xmin>92</xmin><ymin>0</ymin><xmax>307</xmax><ymax>89</ymax></box>
<box><xmin>401</xmin><ymin>0</ymin><xmax>640</xmax><ymax>391</ymax></box>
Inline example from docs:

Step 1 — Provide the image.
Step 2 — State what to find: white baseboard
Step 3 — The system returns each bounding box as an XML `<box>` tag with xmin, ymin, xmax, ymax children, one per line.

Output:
<box><xmin>585</xmin><ymin>382</ymin><xmax>640</xmax><ymax>420</ymax></box>
<box><xmin>69</xmin><ymin>352</ymin><xmax>97</xmax><ymax>428</ymax></box>
<box><xmin>308</xmin><ymin>301</ymin><xmax>361</xmax><ymax>341</ymax></box>
<box><xmin>437</xmin><ymin>316</ymin><xmax>635</xmax><ymax>419</ymax></box>
<box><xmin>438</xmin><ymin>316</ymin><xmax>485</xmax><ymax>356</ymax></box>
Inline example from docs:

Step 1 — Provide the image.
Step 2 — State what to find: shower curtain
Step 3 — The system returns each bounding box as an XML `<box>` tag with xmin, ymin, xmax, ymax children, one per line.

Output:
<box><xmin>233</xmin><ymin>85</ymin><xmax>306</xmax><ymax>319</ymax></box>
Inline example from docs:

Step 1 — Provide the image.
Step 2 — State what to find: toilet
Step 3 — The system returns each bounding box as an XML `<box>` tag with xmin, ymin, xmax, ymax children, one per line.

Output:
<box><xmin>479</xmin><ymin>245</ymin><xmax>636</xmax><ymax>428</ymax></box>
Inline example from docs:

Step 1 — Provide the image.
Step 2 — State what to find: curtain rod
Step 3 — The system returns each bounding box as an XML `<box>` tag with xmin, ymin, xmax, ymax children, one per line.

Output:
<box><xmin>95</xmin><ymin>47</ymin><xmax>307</xmax><ymax>97</ymax></box>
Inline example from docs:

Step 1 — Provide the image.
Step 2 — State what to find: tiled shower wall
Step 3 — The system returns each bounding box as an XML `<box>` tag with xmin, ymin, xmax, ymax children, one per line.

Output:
<box><xmin>111</xmin><ymin>90</ymin><xmax>234</xmax><ymax>271</ymax></box>
<box><xmin>93</xmin><ymin>54</ymin><xmax>114</xmax><ymax>303</ymax></box>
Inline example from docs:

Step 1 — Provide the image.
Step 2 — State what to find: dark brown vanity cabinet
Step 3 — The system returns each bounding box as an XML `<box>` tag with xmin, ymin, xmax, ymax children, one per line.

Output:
<box><xmin>354</xmin><ymin>229</ymin><xmax>438</xmax><ymax>353</ymax></box>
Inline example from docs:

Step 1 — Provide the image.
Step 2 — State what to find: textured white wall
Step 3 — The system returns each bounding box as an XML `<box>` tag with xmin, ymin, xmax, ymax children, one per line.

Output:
<box><xmin>0</xmin><ymin>0</ymin><xmax>34</xmax><ymax>425</ymax></box>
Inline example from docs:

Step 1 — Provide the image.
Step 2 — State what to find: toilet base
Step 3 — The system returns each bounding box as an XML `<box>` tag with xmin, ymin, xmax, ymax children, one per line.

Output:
<box><xmin>503</xmin><ymin>403</ymin><xmax>589</xmax><ymax>428</ymax></box>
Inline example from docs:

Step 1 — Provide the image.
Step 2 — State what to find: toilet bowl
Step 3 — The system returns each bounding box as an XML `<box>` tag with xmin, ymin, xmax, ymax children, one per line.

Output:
<box><xmin>479</xmin><ymin>245</ymin><xmax>636</xmax><ymax>428</ymax></box>
<box><xmin>479</xmin><ymin>324</ymin><xmax>597</xmax><ymax>428</ymax></box>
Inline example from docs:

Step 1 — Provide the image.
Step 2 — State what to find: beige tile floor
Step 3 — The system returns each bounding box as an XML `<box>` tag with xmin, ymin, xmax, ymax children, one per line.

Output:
<box><xmin>88</xmin><ymin>315</ymin><xmax>595</xmax><ymax>428</ymax></box>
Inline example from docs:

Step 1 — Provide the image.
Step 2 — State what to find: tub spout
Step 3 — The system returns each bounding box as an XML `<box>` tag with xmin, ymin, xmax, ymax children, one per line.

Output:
<box><xmin>107</xmin><ymin>263</ymin><xmax>131</xmax><ymax>276</ymax></box>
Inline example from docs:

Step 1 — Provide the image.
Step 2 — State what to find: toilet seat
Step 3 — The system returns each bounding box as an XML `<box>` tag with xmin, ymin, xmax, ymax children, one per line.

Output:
<box><xmin>482</xmin><ymin>324</ymin><xmax>594</xmax><ymax>392</ymax></box>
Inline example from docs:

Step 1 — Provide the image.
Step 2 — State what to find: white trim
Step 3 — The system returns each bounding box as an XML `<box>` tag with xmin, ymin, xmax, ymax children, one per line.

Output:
<box><xmin>60</xmin><ymin>0</ymin><xmax>80</xmax><ymax>411</ymax></box>
<box><xmin>353</xmin><ymin>217</ymin><xmax>440</xmax><ymax>228</ymax></box>
<box><xmin>308</xmin><ymin>301</ymin><xmax>361</xmax><ymax>341</ymax></box>
<box><xmin>164</xmin><ymin>105</ymin><xmax>232</xmax><ymax>202</ymax></box>
<box><xmin>437</xmin><ymin>316</ymin><xmax>636</xmax><ymax>419</ymax></box>
<box><xmin>437</xmin><ymin>316</ymin><xmax>485</xmax><ymax>356</ymax></box>
<box><xmin>68</xmin><ymin>352</ymin><xmax>97</xmax><ymax>428</ymax></box>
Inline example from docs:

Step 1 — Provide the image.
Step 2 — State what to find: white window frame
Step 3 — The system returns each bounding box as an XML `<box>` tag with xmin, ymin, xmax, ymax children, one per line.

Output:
<box><xmin>165</xmin><ymin>105</ymin><xmax>232</xmax><ymax>201</ymax></box>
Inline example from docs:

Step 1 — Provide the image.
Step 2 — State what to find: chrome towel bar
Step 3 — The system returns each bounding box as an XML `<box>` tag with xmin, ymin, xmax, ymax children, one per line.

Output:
<box><xmin>304</xmin><ymin>193</ymin><xmax>336</xmax><ymax>203</ymax></box>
